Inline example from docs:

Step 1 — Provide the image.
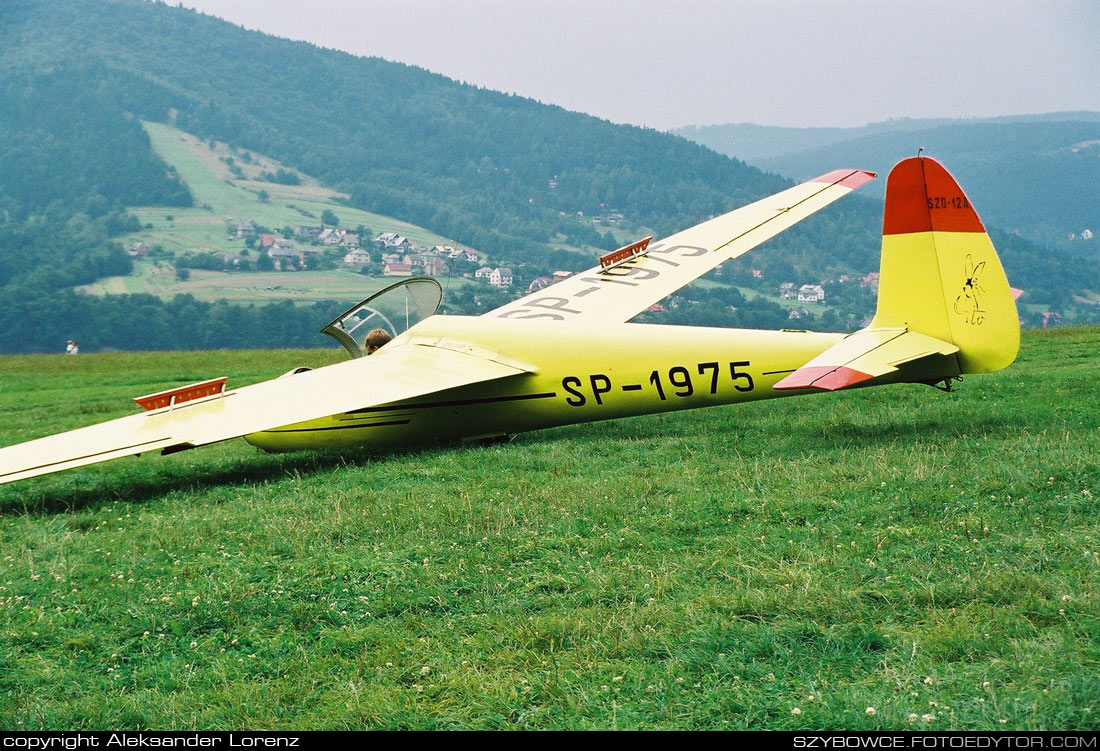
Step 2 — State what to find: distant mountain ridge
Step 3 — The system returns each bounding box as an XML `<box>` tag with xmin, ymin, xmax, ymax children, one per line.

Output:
<box><xmin>2</xmin><ymin>0</ymin><xmax>795</xmax><ymax>263</ymax></box>
<box><xmin>673</xmin><ymin>115</ymin><xmax>1100</xmax><ymax>252</ymax></box>
<box><xmin>673</xmin><ymin>112</ymin><xmax>1100</xmax><ymax>163</ymax></box>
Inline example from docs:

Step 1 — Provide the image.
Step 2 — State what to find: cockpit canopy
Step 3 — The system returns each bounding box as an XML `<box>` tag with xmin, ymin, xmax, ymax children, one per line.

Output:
<box><xmin>320</xmin><ymin>277</ymin><xmax>443</xmax><ymax>358</ymax></box>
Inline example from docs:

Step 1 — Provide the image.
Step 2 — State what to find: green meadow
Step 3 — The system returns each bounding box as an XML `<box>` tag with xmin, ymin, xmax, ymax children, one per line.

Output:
<box><xmin>77</xmin><ymin>122</ymin><xmax>466</xmax><ymax>302</ymax></box>
<box><xmin>0</xmin><ymin>328</ymin><xmax>1097</xmax><ymax>729</ymax></box>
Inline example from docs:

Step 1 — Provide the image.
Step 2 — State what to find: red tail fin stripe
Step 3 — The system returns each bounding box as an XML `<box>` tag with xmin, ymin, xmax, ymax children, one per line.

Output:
<box><xmin>882</xmin><ymin>156</ymin><xmax>985</xmax><ymax>235</ymax></box>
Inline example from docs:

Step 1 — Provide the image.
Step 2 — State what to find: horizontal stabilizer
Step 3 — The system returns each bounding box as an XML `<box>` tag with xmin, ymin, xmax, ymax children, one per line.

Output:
<box><xmin>774</xmin><ymin>329</ymin><xmax>959</xmax><ymax>392</ymax></box>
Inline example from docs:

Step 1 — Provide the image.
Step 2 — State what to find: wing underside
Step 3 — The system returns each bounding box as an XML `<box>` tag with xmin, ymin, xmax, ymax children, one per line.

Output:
<box><xmin>485</xmin><ymin>169</ymin><xmax>874</xmax><ymax>324</ymax></box>
<box><xmin>0</xmin><ymin>342</ymin><xmax>531</xmax><ymax>485</ymax></box>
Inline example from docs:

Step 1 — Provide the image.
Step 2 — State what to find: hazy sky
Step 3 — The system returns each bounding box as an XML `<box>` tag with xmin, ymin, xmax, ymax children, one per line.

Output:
<box><xmin>179</xmin><ymin>0</ymin><xmax>1098</xmax><ymax>130</ymax></box>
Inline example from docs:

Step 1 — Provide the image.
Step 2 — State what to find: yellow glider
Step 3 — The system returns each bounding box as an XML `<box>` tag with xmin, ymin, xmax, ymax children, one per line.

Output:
<box><xmin>0</xmin><ymin>159</ymin><xmax>1019</xmax><ymax>485</ymax></box>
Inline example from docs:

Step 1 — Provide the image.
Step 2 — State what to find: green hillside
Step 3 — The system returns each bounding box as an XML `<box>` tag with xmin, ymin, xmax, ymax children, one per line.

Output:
<box><xmin>1</xmin><ymin>328</ymin><xmax>1097</xmax><ymax>729</ymax></box>
<box><xmin>78</xmin><ymin>121</ymin><xmax>475</xmax><ymax>303</ymax></box>
<box><xmin>132</xmin><ymin>121</ymin><xmax>463</xmax><ymax>254</ymax></box>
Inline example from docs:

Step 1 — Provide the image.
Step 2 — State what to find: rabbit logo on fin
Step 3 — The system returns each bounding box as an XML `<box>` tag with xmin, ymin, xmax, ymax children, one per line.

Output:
<box><xmin>954</xmin><ymin>254</ymin><xmax>987</xmax><ymax>325</ymax></box>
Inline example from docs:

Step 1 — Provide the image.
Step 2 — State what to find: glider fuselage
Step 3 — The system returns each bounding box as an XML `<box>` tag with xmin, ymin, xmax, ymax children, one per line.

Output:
<box><xmin>244</xmin><ymin>316</ymin><xmax>846</xmax><ymax>452</ymax></box>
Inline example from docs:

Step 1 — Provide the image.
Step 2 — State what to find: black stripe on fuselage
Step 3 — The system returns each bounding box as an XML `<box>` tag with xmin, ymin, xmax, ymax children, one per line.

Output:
<box><xmin>345</xmin><ymin>391</ymin><xmax>558</xmax><ymax>415</ymax></box>
<box><xmin>261</xmin><ymin>419</ymin><xmax>412</xmax><ymax>434</ymax></box>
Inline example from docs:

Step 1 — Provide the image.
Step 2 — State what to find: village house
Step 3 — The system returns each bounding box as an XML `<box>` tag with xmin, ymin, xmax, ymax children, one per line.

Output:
<box><xmin>403</xmin><ymin>253</ymin><xmax>432</xmax><ymax>269</ymax></box>
<box><xmin>474</xmin><ymin>266</ymin><xmax>493</xmax><ymax>281</ymax></box>
<box><xmin>383</xmin><ymin>262</ymin><xmax>413</xmax><ymax>277</ymax></box>
<box><xmin>236</xmin><ymin>220</ymin><xmax>256</xmax><ymax>240</ymax></box>
<box><xmin>797</xmin><ymin>284</ymin><xmax>826</xmax><ymax>303</ymax></box>
<box><xmin>527</xmin><ymin>276</ymin><xmax>553</xmax><ymax>293</ymax></box>
<box><xmin>422</xmin><ymin>257</ymin><xmax>449</xmax><ymax>276</ymax></box>
<box><xmin>778</xmin><ymin>282</ymin><xmax>797</xmax><ymax>300</ymax></box>
<box><xmin>552</xmin><ymin>270</ymin><xmax>573</xmax><ymax>282</ymax></box>
<box><xmin>860</xmin><ymin>272</ymin><xmax>880</xmax><ymax>292</ymax></box>
<box><xmin>267</xmin><ymin>239</ymin><xmax>319</xmax><ymax>270</ymax></box>
<box><xmin>128</xmin><ymin>242</ymin><xmax>152</xmax><ymax>257</ymax></box>
<box><xmin>489</xmin><ymin>268</ymin><xmax>513</xmax><ymax>288</ymax></box>
<box><xmin>267</xmin><ymin>243</ymin><xmax>299</xmax><ymax>271</ymax></box>
<box><xmin>343</xmin><ymin>248</ymin><xmax>371</xmax><ymax>266</ymax></box>
<box><xmin>295</xmin><ymin>225</ymin><xmax>322</xmax><ymax>241</ymax></box>
<box><xmin>375</xmin><ymin>232</ymin><xmax>410</xmax><ymax>249</ymax></box>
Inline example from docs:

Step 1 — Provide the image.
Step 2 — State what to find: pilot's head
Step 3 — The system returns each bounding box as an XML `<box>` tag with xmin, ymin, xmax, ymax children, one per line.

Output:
<box><xmin>365</xmin><ymin>328</ymin><xmax>392</xmax><ymax>354</ymax></box>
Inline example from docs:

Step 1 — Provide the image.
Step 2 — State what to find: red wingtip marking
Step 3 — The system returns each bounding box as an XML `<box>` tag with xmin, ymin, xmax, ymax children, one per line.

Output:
<box><xmin>774</xmin><ymin>366</ymin><xmax>873</xmax><ymax>391</ymax></box>
<box><xmin>813</xmin><ymin>169</ymin><xmax>877</xmax><ymax>190</ymax></box>
<box><xmin>883</xmin><ymin>156</ymin><xmax>985</xmax><ymax>235</ymax></box>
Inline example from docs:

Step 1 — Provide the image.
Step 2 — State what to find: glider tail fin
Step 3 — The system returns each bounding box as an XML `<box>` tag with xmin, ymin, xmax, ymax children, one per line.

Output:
<box><xmin>870</xmin><ymin>156</ymin><xmax>1019</xmax><ymax>374</ymax></box>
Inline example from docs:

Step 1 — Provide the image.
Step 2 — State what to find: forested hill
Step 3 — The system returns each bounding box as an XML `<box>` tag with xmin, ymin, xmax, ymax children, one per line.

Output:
<box><xmin>1</xmin><ymin>0</ymin><xmax>795</xmax><ymax>262</ymax></box>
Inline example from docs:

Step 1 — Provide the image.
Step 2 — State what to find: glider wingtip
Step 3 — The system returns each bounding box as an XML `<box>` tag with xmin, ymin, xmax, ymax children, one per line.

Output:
<box><xmin>812</xmin><ymin>169</ymin><xmax>876</xmax><ymax>190</ymax></box>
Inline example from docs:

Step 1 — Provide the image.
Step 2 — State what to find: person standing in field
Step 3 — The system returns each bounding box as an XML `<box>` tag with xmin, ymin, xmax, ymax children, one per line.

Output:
<box><xmin>65</xmin><ymin>340</ymin><xmax>79</xmax><ymax>355</ymax></box>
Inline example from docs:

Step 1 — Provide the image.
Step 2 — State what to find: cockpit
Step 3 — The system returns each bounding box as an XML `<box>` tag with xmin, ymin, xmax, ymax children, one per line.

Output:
<box><xmin>319</xmin><ymin>277</ymin><xmax>443</xmax><ymax>358</ymax></box>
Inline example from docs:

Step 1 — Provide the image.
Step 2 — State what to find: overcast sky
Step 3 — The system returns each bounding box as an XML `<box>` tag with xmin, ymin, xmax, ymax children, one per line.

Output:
<box><xmin>179</xmin><ymin>0</ymin><xmax>1099</xmax><ymax>130</ymax></box>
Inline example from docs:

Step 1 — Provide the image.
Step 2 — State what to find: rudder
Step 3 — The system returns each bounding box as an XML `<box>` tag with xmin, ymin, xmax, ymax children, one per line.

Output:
<box><xmin>871</xmin><ymin>156</ymin><xmax>1019</xmax><ymax>374</ymax></box>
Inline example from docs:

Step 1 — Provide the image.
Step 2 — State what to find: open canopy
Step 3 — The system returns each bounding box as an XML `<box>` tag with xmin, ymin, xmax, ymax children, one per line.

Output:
<box><xmin>320</xmin><ymin>277</ymin><xmax>443</xmax><ymax>358</ymax></box>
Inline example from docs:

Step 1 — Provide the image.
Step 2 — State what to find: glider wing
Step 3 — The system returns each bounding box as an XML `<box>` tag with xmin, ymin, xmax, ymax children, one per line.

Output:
<box><xmin>484</xmin><ymin>169</ymin><xmax>874</xmax><ymax>324</ymax></box>
<box><xmin>0</xmin><ymin>341</ymin><xmax>531</xmax><ymax>485</ymax></box>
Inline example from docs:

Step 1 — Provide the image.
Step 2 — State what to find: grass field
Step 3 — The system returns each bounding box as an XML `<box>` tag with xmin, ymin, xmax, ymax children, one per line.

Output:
<box><xmin>0</xmin><ymin>328</ymin><xmax>1097</xmax><ymax>729</ymax></box>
